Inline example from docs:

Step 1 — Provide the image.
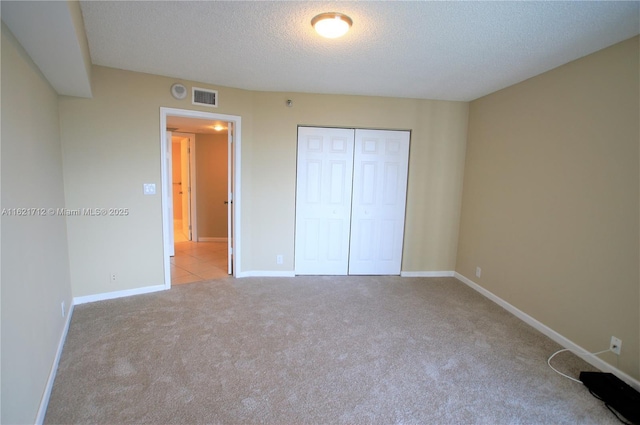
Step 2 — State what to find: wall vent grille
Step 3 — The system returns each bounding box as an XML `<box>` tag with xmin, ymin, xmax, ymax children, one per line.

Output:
<box><xmin>192</xmin><ymin>87</ymin><xmax>218</xmax><ymax>107</ymax></box>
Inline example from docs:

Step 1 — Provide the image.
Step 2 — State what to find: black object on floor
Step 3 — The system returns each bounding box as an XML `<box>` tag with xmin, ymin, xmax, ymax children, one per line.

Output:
<box><xmin>580</xmin><ymin>371</ymin><xmax>640</xmax><ymax>424</ymax></box>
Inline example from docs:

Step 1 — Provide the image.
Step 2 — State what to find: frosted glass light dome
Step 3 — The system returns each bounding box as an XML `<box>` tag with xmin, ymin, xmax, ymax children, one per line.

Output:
<box><xmin>311</xmin><ymin>13</ymin><xmax>353</xmax><ymax>38</ymax></box>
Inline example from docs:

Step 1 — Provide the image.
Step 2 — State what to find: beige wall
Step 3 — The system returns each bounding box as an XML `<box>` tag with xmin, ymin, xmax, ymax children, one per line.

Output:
<box><xmin>195</xmin><ymin>133</ymin><xmax>228</xmax><ymax>239</ymax></box>
<box><xmin>1</xmin><ymin>24</ymin><xmax>73</xmax><ymax>423</ymax></box>
<box><xmin>59</xmin><ymin>65</ymin><xmax>468</xmax><ymax>295</ymax></box>
<box><xmin>249</xmin><ymin>92</ymin><xmax>468</xmax><ymax>271</ymax></box>
<box><xmin>456</xmin><ymin>37</ymin><xmax>639</xmax><ymax>379</ymax></box>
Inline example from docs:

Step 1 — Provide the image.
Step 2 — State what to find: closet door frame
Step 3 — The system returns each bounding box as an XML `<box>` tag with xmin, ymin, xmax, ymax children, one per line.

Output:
<box><xmin>294</xmin><ymin>126</ymin><xmax>411</xmax><ymax>276</ymax></box>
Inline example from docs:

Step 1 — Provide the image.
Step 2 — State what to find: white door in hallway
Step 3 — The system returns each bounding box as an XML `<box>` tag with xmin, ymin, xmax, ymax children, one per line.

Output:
<box><xmin>227</xmin><ymin>122</ymin><xmax>234</xmax><ymax>275</ymax></box>
<box><xmin>295</xmin><ymin>127</ymin><xmax>355</xmax><ymax>275</ymax></box>
<box><xmin>349</xmin><ymin>129</ymin><xmax>410</xmax><ymax>275</ymax></box>
<box><xmin>180</xmin><ymin>137</ymin><xmax>192</xmax><ymax>241</ymax></box>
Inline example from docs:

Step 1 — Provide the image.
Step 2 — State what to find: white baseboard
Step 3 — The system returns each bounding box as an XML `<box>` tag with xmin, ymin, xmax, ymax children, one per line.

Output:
<box><xmin>454</xmin><ymin>272</ymin><xmax>640</xmax><ymax>392</ymax></box>
<box><xmin>237</xmin><ymin>271</ymin><xmax>456</xmax><ymax>278</ymax></box>
<box><xmin>73</xmin><ymin>284</ymin><xmax>166</xmax><ymax>305</ymax></box>
<box><xmin>400</xmin><ymin>271</ymin><xmax>455</xmax><ymax>277</ymax></box>
<box><xmin>237</xmin><ymin>271</ymin><xmax>455</xmax><ymax>278</ymax></box>
<box><xmin>236</xmin><ymin>271</ymin><xmax>296</xmax><ymax>278</ymax></box>
<box><xmin>197</xmin><ymin>237</ymin><xmax>228</xmax><ymax>243</ymax></box>
<box><xmin>35</xmin><ymin>302</ymin><xmax>74</xmax><ymax>424</ymax></box>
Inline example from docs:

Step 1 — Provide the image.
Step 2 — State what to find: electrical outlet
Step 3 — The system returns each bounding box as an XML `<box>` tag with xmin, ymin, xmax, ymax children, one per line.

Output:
<box><xmin>476</xmin><ymin>267</ymin><xmax>482</xmax><ymax>278</ymax></box>
<box><xmin>110</xmin><ymin>272</ymin><xmax>117</xmax><ymax>282</ymax></box>
<box><xmin>61</xmin><ymin>301</ymin><xmax>65</xmax><ymax>318</ymax></box>
<box><xmin>276</xmin><ymin>255</ymin><xmax>283</xmax><ymax>265</ymax></box>
<box><xmin>610</xmin><ymin>336</ymin><xmax>622</xmax><ymax>355</ymax></box>
<box><xmin>143</xmin><ymin>183</ymin><xmax>156</xmax><ymax>195</ymax></box>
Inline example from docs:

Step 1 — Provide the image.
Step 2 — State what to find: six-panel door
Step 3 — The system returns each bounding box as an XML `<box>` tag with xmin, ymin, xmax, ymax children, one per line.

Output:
<box><xmin>295</xmin><ymin>127</ymin><xmax>410</xmax><ymax>275</ymax></box>
<box><xmin>349</xmin><ymin>129</ymin><xmax>410</xmax><ymax>275</ymax></box>
<box><xmin>295</xmin><ymin>127</ymin><xmax>355</xmax><ymax>275</ymax></box>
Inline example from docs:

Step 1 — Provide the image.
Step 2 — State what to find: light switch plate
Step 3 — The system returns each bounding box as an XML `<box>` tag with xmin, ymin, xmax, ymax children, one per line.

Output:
<box><xmin>143</xmin><ymin>183</ymin><xmax>156</xmax><ymax>195</ymax></box>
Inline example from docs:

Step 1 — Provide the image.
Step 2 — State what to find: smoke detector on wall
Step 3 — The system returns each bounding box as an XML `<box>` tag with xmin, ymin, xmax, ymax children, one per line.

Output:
<box><xmin>170</xmin><ymin>83</ymin><xmax>187</xmax><ymax>100</ymax></box>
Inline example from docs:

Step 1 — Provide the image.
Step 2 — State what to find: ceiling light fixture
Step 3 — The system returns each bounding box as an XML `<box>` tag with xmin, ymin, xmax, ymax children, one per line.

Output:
<box><xmin>311</xmin><ymin>12</ymin><xmax>352</xmax><ymax>39</ymax></box>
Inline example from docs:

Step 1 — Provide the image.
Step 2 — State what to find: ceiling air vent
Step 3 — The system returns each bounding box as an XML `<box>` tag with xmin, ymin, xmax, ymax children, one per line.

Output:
<box><xmin>192</xmin><ymin>87</ymin><xmax>218</xmax><ymax>107</ymax></box>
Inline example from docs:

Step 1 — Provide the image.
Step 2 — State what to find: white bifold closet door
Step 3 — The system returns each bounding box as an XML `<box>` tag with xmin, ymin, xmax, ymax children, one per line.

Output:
<box><xmin>348</xmin><ymin>129</ymin><xmax>410</xmax><ymax>275</ymax></box>
<box><xmin>295</xmin><ymin>127</ymin><xmax>355</xmax><ymax>275</ymax></box>
<box><xmin>295</xmin><ymin>127</ymin><xmax>410</xmax><ymax>275</ymax></box>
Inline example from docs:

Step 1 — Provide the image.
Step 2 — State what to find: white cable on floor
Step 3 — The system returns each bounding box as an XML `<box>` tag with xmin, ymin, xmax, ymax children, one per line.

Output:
<box><xmin>547</xmin><ymin>348</ymin><xmax>611</xmax><ymax>384</ymax></box>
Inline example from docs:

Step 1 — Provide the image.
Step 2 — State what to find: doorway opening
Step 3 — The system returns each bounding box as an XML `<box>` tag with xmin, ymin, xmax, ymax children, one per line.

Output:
<box><xmin>169</xmin><ymin>129</ymin><xmax>227</xmax><ymax>284</ymax></box>
<box><xmin>160</xmin><ymin>108</ymin><xmax>242</xmax><ymax>288</ymax></box>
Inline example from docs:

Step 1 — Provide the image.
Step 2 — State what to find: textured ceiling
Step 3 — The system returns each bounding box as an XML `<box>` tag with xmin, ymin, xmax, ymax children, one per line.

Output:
<box><xmin>80</xmin><ymin>1</ymin><xmax>639</xmax><ymax>101</ymax></box>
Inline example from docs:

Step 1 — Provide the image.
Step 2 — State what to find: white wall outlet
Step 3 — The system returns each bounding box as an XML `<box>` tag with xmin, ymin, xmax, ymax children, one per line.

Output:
<box><xmin>610</xmin><ymin>336</ymin><xmax>622</xmax><ymax>355</ymax></box>
<box><xmin>110</xmin><ymin>272</ymin><xmax>117</xmax><ymax>282</ymax></box>
<box><xmin>61</xmin><ymin>301</ymin><xmax>65</xmax><ymax>318</ymax></box>
<box><xmin>476</xmin><ymin>267</ymin><xmax>482</xmax><ymax>278</ymax></box>
<box><xmin>276</xmin><ymin>255</ymin><xmax>283</xmax><ymax>265</ymax></box>
<box><xmin>143</xmin><ymin>183</ymin><xmax>156</xmax><ymax>195</ymax></box>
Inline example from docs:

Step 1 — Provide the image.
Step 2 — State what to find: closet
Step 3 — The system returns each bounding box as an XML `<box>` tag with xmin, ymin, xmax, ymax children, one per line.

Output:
<box><xmin>295</xmin><ymin>126</ymin><xmax>410</xmax><ymax>275</ymax></box>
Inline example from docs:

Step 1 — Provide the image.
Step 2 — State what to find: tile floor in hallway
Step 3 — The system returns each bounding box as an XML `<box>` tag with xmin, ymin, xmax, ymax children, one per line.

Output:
<box><xmin>171</xmin><ymin>241</ymin><xmax>230</xmax><ymax>285</ymax></box>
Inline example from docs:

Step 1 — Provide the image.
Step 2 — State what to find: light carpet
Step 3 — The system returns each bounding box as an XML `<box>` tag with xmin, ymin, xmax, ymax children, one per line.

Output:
<box><xmin>44</xmin><ymin>276</ymin><xmax>616</xmax><ymax>424</ymax></box>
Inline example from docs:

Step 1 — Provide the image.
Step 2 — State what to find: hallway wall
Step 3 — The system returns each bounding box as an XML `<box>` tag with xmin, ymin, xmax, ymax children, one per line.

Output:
<box><xmin>196</xmin><ymin>133</ymin><xmax>228</xmax><ymax>240</ymax></box>
<box><xmin>171</xmin><ymin>141</ymin><xmax>182</xmax><ymax>220</ymax></box>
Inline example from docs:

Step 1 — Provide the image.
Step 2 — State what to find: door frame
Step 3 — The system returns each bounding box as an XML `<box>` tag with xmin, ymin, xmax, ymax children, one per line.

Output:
<box><xmin>227</xmin><ymin>123</ymin><xmax>234</xmax><ymax>275</ymax></box>
<box><xmin>166</xmin><ymin>131</ymin><xmax>175</xmax><ymax>256</ymax></box>
<box><xmin>160</xmin><ymin>107</ymin><xmax>242</xmax><ymax>286</ymax></box>
<box><xmin>294</xmin><ymin>126</ymin><xmax>411</xmax><ymax>276</ymax></box>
